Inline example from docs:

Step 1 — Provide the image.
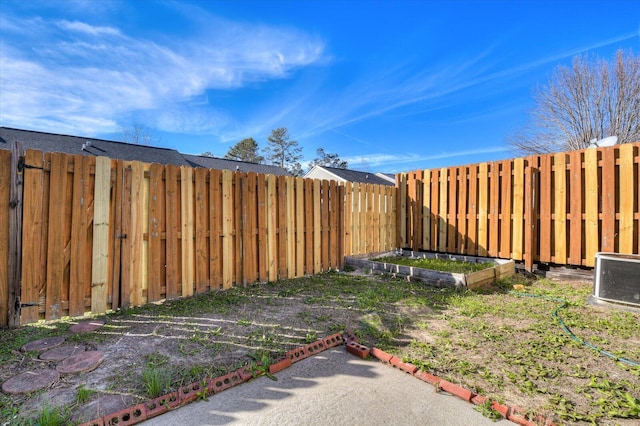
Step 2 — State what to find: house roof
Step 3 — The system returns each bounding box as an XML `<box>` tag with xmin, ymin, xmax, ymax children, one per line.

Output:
<box><xmin>305</xmin><ymin>165</ymin><xmax>395</xmax><ymax>186</ymax></box>
<box><xmin>0</xmin><ymin>127</ymin><xmax>290</xmax><ymax>175</ymax></box>
<box><xmin>182</xmin><ymin>154</ymin><xmax>290</xmax><ymax>175</ymax></box>
<box><xmin>0</xmin><ymin>126</ymin><xmax>191</xmax><ymax>166</ymax></box>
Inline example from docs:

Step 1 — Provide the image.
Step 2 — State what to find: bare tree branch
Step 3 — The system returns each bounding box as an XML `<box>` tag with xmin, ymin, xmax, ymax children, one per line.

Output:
<box><xmin>508</xmin><ymin>50</ymin><xmax>640</xmax><ymax>154</ymax></box>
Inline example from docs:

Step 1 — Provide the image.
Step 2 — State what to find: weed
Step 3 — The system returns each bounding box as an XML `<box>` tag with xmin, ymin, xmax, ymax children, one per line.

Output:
<box><xmin>474</xmin><ymin>399</ymin><xmax>503</xmax><ymax>421</ymax></box>
<box><xmin>35</xmin><ymin>404</ymin><xmax>68</xmax><ymax>426</ymax></box>
<box><xmin>142</xmin><ymin>366</ymin><xmax>172</xmax><ymax>398</ymax></box>
<box><xmin>76</xmin><ymin>384</ymin><xmax>96</xmax><ymax>405</ymax></box>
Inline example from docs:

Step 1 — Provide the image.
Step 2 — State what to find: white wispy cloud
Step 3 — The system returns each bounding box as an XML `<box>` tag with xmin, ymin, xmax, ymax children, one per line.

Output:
<box><xmin>0</xmin><ymin>6</ymin><xmax>325</xmax><ymax>136</ymax></box>
<box><xmin>344</xmin><ymin>146</ymin><xmax>510</xmax><ymax>171</ymax></box>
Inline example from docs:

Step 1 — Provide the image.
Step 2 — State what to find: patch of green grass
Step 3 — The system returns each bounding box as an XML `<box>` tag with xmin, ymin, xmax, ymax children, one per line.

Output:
<box><xmin>373</xmin><ymin>255</ymin><xmax>494</xmax><ymax>274</ymax></box>
<box><xmin>142</xmin><ymin>365</ymin><xmax>172</xmax><ymax>398</ymax></box>
<box><xmin>76</xmin><ymin>384</ymin><xmax>96</xmax><ymax>405</ymax></box>
<box><xmin>35</xmin><ymin>404</ymin><xmax>68</xmax><ymax>426</ymax></box>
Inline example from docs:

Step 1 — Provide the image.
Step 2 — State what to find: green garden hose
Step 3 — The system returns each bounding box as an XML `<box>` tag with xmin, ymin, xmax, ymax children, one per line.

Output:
<box><xmin>510</xmin><ymin>291</ymin><xmax>640</xmax><ymax>368</ymax></box>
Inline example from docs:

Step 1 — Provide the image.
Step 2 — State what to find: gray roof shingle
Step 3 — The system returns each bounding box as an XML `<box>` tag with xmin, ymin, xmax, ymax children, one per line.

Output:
<box><xmin>183</xmin><ymin>154</ymin><xmax>290</xmax><ymax>175</ymax></box>
<box><xmin>0</xmin><ymin>127</ymin><xmax>191</xmax><ymax>166</ymax></box>
<box><xmin>313</xmin><ymin>166</ymin><xmax>395</xmax><ymax>186</ymax></box>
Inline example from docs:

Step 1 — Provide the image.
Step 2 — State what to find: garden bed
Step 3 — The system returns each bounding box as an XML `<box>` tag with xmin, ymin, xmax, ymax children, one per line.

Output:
<box><xmin>345</xmin><ymin>250</ymin><xmax>515</xmax><ymax>290</ymax></box>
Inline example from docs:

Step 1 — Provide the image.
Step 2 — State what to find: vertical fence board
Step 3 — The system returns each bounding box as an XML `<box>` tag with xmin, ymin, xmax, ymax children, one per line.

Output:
<box><xmin>180</xmin><ymin>166</ymin><xmax>194</xmax><ymax>296</ymax></box>
<box><xmin>351</xmin><ymin>183</ymin><xmax>360</xmax><ymax>255</ymax></box>
<box><xmin>20</xmin><ymin>150</ymin><xmax>44</xmax><ymax>323</ymax></box>
<box><xmin>246</xmin><ymin>173</ymin><xmax>258</xmax><ymax>284</ymax></box>
<box><xmin>512</xmin><ymin>158</ymin><xmax>524</xmax><ymax>260</ymax></box>
<box><xmin>304</xmin><ymin>179</ymin><xmax>314</xmax><ymax>271</ymax></box>
<box><xmin>568</xmin><ymin>151</ymin><xmax>583</xmax><ymax>265</ymax></box>
<box><xmin>429</xmin><ymin>170</ymin><xmax>438</xmax><ymax>250</ymax></box>
<box><xmin>194</xmin><ymin>168</ymin><xmax>209</xmax><ymax>292</ymax></box>
<box><xmin>266</xmin><ymin>175</ymin><xmax>278</xmax><ymax>281</ymax></box>
<box><xmin>447</xmin><ymin>168</ymin><xmax>458</xmax><ymax>253</ymax></box>
<box><xmin>477</xmin><ymin>163</ymin><xmax>488</xmax><ymax>256</ymax></box>
<box><xmin>257</xmin><ymin>174</ymin><xmax>268</xmax><ymax>282</ymax></box>
<box><xmin>0</xmin><ymin>149</ymin><xmax>12</xmax><ymax>325</ymax></box>
<box><xmin>553</xmin><ymin>153</ymin><xmax>567</xmax><ymax>264</ymax></box>
<box><xmin>313</xmin><ymin>179</ymin><xmax>322</xmax><ymax>272</ymax></box>
<box><xmin>147</xmin><ymin>163</ymin><xmax>163</xmax><ymax>301</ymax></box>
<box><xmin>421</xmin><ymin>170</ymin><xmax>431</xmax><ymax>250</ymax></box>
<box><xmin>438</xmin><ymin>168</ymin><xmax>448</xmax><ymax>252</ymax></box>
<box><xmin>601</xmin><ymin>148</ymin><xmax>616</xmax><ymax>252</ymax></box>
<box><xmin>488</xmin><ymin>162</ymin><xmax>500</xmax><ymax>257</ymax></box>
<box><xmin>584</xmin><ymin>150</ymin><xmax>598</xmax><ymax>266</ymax></box>
<box><xmin>90</xmin><ymin>156</ymin><xmax>110</xmax><ymax>314</ymax></box>
<box><xmin>234</xmin><ymin>173</ymin><xmax>243</xmax><ymax>285</ymax></box>
<box><xmin>397</xmin><ymin>174</ymin><xmax>407</xmax><ymax>248</ymax></box>
<box><xmin>277</xmin><ymin>176</ymin><xmax>287</xmax><ymax>278</ymax></box>
<box><xmin>330</xmin><ymin>180</ymin><xmax>339</xmax><ymax>268</ymax></box>
<box><xmin>295</xmin><ymin>177</ymin><xmax>305</xmax><ymax>277</ymax></box>
<box><xmin>108</xmin><ymin>160</ymin><xmax>123</xmax><ymax>311</ymax></box>
<box><xmin>498</xmin><ymin>161</ymin><xmax>511</xmax><ymax>259</ymax></box>
<box><xmin>524</xmin><ymin>157</ymin><xmax>537</xmax><ymax>271</ymax></box>
<box><xmin>466</xmin><ymin>166</ymin><xmax>477</xmax><ymax>255</ymax></box>
<box><xmin>618</xmin><ymin>144</ymin><xmax>634</xmax><ymax>254</ymax></box>
<box><xmin>456</xmin><ymin>167</ymin><xmax>467</xmax><ymax>254</ymax></box>
<box><xmin>129</xmin><ymin>162</ymin><xmax>145</xmax><ymax>306</ymax></box>
<box><xmin>164</xmin><ymin>165</ymin><xmax>180</xmax><ymax>297</ymax></box>
<box><xmin>45</xmin><ymin>153</ymin><xmax>67</xmax><ymax>320</ymax></box>
<box><xmin>285</xmin><ymin>176</ymin><xmax>295</xmax><ymax>278</ymax></box>
<box><xmin>407</xmin><ymin>174</ymin><xmax>416</xmax><ymax>248</ymax></box>
<box><xmin>538</xmin><ymin>155</ymin><xmax>552</xmax><ymax>262</ymax></box>
<box><xmin>321</xmin><ymin>180</ymin><xmax>330</xmax><ymax>270</ymax></box>
<box><xmin>221</xmin><ymin>170</ymin><xmax>234</xmax><ymax>288</ymax></box>
<box><xmin>379</xmin><ymin>185</ymin><xmax>387</xmax><ymax>251</ymax></box>
<box><xmin>209</xmin><ymin>170</ymin><xmax>222</xmax><ymax>288</ymax></box>
<box><xmin>343</xmin><ymin>182</ymin><xmax>353</xmax><ymax>256</ymax></box>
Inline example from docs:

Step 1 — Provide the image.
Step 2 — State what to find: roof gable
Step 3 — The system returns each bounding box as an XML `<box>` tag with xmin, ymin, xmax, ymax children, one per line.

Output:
<box><xmin>306</xmin><ymin>165</ymin><xmax>395</xmax><ymax>186</ymax></box>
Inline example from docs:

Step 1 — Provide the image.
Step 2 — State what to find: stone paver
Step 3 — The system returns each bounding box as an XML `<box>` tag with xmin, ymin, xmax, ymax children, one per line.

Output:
<box><xmin>21</xmin><ymin>336</ymin><xmax>65</xmax><ymax>352</ymax></box>
<box><xmin>56</xmin><ymin>351</ymin><xmax>104</xmax><ymax>374</ymax></box>
<box><xmin>2</xmin><ymin>369</ymin><xmax>60</xmax><ymax>394</ymax></box>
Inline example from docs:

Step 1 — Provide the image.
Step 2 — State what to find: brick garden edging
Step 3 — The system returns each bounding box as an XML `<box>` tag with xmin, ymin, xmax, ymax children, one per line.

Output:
<box><xmin>366</xmin><ymin>346</ymin><xmax>557</xmax><ymax>426</ymax></box>
<box><xmin>78</xmin><ymin>333</ymin><xmax>345</xmax><ymax>426</ymax></box>
<box><xmin>79</xmin><ymin>332</ymin><xmax>555</xmax><ymax>426</ymax></box>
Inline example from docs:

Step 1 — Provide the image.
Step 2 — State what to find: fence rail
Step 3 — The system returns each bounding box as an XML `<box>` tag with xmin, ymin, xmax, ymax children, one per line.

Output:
<box><xmin>396</xmin><ymin>143</ymin><xmax>640</xmax><ymax>269</ymax></box>
<box><xmin>0</xmin><ymin>148</ymin><xmax>395</xmax><ymax>326</ymax></box>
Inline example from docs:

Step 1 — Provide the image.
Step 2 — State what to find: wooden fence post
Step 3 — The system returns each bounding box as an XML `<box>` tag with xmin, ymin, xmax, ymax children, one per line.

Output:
<box><xmin>8</xmin><ymin>141</ymin><xmax>24</xmax><ymax>328</ymax></box>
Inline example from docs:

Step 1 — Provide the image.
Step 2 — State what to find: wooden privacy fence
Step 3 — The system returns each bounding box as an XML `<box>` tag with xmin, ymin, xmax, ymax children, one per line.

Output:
<box><xmin>0</xmin><ymin>147</ymin><xmax>395</xmax><ymax>326</ymax></box>
<box><xmin>396</xmin><ymin>143</ymin><xmax>640</xmax><ymax>270</ymax></box>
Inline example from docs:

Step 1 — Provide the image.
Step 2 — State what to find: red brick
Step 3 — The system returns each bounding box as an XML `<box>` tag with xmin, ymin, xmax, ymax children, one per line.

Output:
<box><xmin>490</xmin><ymin>401</ymin><xmax>510</xmax><ymax>418</ymax></box>
<box><xmin>413</xmin><ymin>370</ymin><xmax>439</xmax><ymax>385</ymax></box>
<box><xmin>508</xmin><ymin>406</ymin><xmax>539</xmax><ymax>426</ymax></box>
<box><xmin>179</xmin><ymin>381</ymin><xmax>204</xmax><ymax>404</ymax></box>
<box><xmin>370</xmin><ymin>347</ymin><xmax>393</xmax><ymax>363</ymax></box>
<box><xmin>103</xmin><ymin>404</ymin><xmax>146</xmax><ymax>426</ymax></box>
<box><xmin>346</xmin><ymin>341</ymin><xmax>370</xmax><ymax>359</ymax></box>
<box><xmin>269</xmin><ymin>356</ymin><xmax>292</xmax><ymax>374</ymax></box>
<box><xmin>207</xmin><ymin>371</ymin><xmax>243</xmax><ymax>393</ymax></box>
<box><xmin>286</xmin><ymin>346</ymin><xmax>310</xmax><ymax>363</ymax></box>
<box><xmin>304</xmin><ymin>340</ymin><xmax>327</xmax><ymax>356</ymax></box>
<box><xmin>389</xmin><ymin>357</ymin><xmax>418</xmax><ymax>374</ymax></box>
<box><xmin>342</xmin><ymin>331</ymin><xmax>358</xmax><ymax>344</ymax></box>
<box><xmin>438</xmin><ymin>380</ymin><xmax>473</xmax><ymax>402</ymax></box>
<box><xmin>144</xmin><ymin>395</ymin><xmax>170</xmax><ymax>419</ymax></box>
<box><xmin>323</xmin><ymin>333</ymin><xmax>344</xmax><ymax>348</ymax></box>
<box><xmin>237</xmin><ymin>367</ymin><xmax>253</xmax><ymax>383</ymax></box>
<box><xmin>470</xmin><ymin>394</ymin><xmax>488</xmax><ymax>405</ymax></box>
<box><xmin>78</xmin><ymin>418</ymin><xmax>104</xmax><ymax>426</ymax></box>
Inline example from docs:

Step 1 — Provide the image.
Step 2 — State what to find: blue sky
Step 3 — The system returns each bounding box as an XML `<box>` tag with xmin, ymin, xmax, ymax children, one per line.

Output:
<box><xmin>1</xmin><ymin>0</ymin><xmax>638</xmax><ymax>172</ymax></box>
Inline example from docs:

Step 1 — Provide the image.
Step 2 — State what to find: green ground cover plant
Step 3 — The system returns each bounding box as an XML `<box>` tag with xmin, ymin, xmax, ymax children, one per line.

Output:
<box><xmin>373</xmin><ymin>255</ymin><xmax>494</xmax><ymax>274</ymax></box>
<box><xmin>0</xmin><ymin>270</ymin><xmax>638</xmax><ymax>425</ymax></box>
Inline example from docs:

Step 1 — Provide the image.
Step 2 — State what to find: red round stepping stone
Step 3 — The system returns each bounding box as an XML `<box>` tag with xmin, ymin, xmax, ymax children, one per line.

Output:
<box><xmin>21</xmin><ymin>336</ymin><xmax>65</xmax><ymax>352</ymax></box>
<box><xmin>70</xmin><ymin>320</ymin><xmax>105</xmax><ymax>334</ymax></box>
<box><xmin>40</xmin><ymin>344</ymin><xmax>86</xmax><ymax>361</ymax></box>
<box><xmin>56</xmin><ymin>351</ymin><xmax>104</xmax><ymax>374</ymax></box>
<box><xmin>2</xmin><ymin>369</ymin><xmax>60</xmax><ymax>394</ymax></box>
